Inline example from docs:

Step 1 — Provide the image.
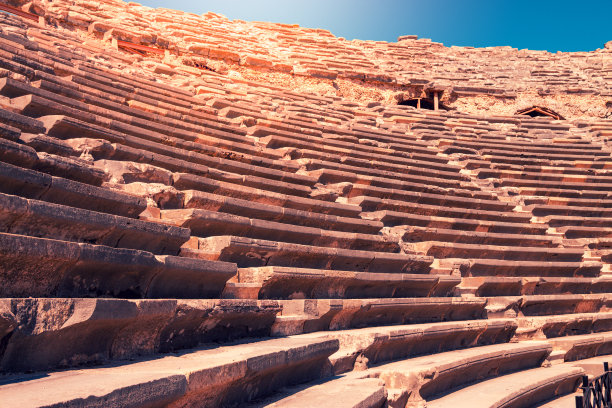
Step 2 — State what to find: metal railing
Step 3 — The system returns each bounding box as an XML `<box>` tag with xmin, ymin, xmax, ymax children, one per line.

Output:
<box><xmin>576</xmin><ymin>362</ymin><xmax>612</xmax><ymax>408</ymax></box>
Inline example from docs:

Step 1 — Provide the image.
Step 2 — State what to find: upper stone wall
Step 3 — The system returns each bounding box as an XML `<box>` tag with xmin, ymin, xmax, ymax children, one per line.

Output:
<box><xmin>10</xmin><ymin>0</ymin><xmax>612</xmax><ymax>119</ymax></box>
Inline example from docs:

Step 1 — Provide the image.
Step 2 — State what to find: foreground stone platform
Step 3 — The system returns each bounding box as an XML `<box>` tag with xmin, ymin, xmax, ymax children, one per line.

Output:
<box><xmin>0</xmin><ymin>298</ymin><xmax>280</xmax><ymax>372</ymax></box>
<box><xmin>0</xmin><ymin>336</ymin><xmax>339</xmax><ymax>408</ymax></box>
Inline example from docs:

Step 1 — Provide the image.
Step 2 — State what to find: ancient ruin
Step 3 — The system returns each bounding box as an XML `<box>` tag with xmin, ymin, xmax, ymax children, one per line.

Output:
<box><xmin>0</xmin><ymin>0</ymin><xmax>611</xmax><ymax>406</ymax></box>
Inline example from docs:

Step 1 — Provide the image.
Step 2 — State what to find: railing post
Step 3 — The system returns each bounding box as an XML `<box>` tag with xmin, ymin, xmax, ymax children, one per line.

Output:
<box><xmin>575</xmin><ymin>395</ymin><xmax>583</xmax><ymax>408</ymax></box>
<box><xmin>605</xmin><ymin>362</ymin><xmax>612</xmax><ymax>406</ymax></box>
<box><xmin>581</xmin><ymin>375</ymin><xmax>590</xmax><ymax>408</ymax></box>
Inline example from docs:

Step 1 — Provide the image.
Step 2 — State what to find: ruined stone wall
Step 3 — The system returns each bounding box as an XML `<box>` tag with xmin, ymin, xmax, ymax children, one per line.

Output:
<box><xmin>8</xmin><ymin>0</ymin><xmax>611</xmax><ymax>119</ymax></box>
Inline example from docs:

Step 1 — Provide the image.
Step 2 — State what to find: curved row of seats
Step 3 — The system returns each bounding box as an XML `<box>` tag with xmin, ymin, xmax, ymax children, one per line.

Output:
<box><xmin>26</xmin><ymin>0</ymin><xmax>611</xmax><ymax>99</ymax></box>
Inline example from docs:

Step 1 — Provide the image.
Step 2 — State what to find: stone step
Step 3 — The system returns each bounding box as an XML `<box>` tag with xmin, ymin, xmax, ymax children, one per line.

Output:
<box><xmin>230</xmin><ymin>266</ymin><xmax>459</xmax><ymax>299</ymax></box>
<box><xmin>0</xmin><ymin>192</ymin><xmax>189</xmax><ymax>255</ymax></box>
<box><xmin>0</xmin><ymin>298</ymin><xmax>280</xmax><ymax>373</ymax></box>
<box><xmin>258</xmin><ymin>130</ymin><xmax>449</xmax><ymax>171</ymax></box>
<box><xmin>0</xmin><ymin>135</ymin><xmax>107</xmax><ymax>186</ymax></box>
<box><xmin>183</xmin><ymin>235</ymin><xmax>433</xmax><ymax>273</ymax></box>
<box><xmin>253</xmin><ymin>377</ymin><xmax>386</xmax><ymax>408</ymax></box>
<box><xmin>479</xmin><ymin>156</ymin><xmax>612</xmax><ymax>172</ymax></box>
<box><xmin>347</xmin><ymin>125</ymin><xmax>433</xmax><ymax>150</ymax></box>
<box><xmin>296</xmin><ymin>318</ymin><xmax>517</xmax><ymax>375</ymax></box>
<box><xmin>523</xmin><ymin>195</ymin><xmax>612</xmax><ymax>208</ymax></box>
<box><xmin>569</xmin><ymin>354</ymin><xmax>612</xmax><ymax>377</ymax></box>
<box><xmin>36</xmin><ymin>72</ymin><xmax>272</xmax><ymax>156</ymax></box>
<box><xmin>367</xmin><ymin>341</ymin><xmax>552</xmax><ymax>407</ymax></box>
<box><xmin>589</xmin><ymin>238</ymin><xmax>612</xmax><ymax>251</ymax></box>
<box><xmin>353</xmin><ymin>197</ymin><xmax>530</xmax><ymax>223</ymax></box>
<box><xmin>0</xmin><ymin>336</ymin><xmax>338</xmax><ymax>407</ymax></box>
<box><xmin>289</xmin><ymin>146</ymin><xmax>455</xmax><ymax>177</ymax></box>
<box><xmin>426</xmin><ymin>365</ymin><xmax>584</xmax><ymax>408</ymax></box>
<box><xmin>262</xmin><ymin>133</ymin><xmax>454</xmax><ymax>174</ymax></box>
<box><xmin>519</xmin><ymin>186</ymin><xmax>612</xmax><ymax>200</ymax></box>
<box><xmin>0</xmin><ymin>48</ymin><xmax>37</xmax><ymax>79</ymax></box>
<box><xmin>36</xmin><ymin>113</ymin><xmax>316</xmax><ymax>196</ymax></box>
<box><xmin>558</xmin><ymin>225</ymin><xmax>612</xmax><ymax>239</ymax></box>
<box><xmin>442</xmin><ymin>136</ymin><xmax>605</xmax><ymax>153</ymax></box>
<box><xmin>32</xmin><ymin>150</ymin><xmax>107</xmax><ymax>187</ymax></box>
<box><xmin>181</xmin><ymin>190</ymin><xmax>380</xmax><ymax>233</ymax></box>
<box><xmin>486</xmin><ymin>162</ymin><xmax>612</xmax><ymax>177</ymax></box>
<box><xmin>532</xmin><ymin>204</ymin><xmax>612</xmax><ymax>218</ymax></box>
<box><xmin>175</xmin><ymin>174</ymin><xmax>361</xmax><ymax>218</ymax></box>
<box><xmin>309</xmin><ymin>167</ymin><xmax>473</xmax><ymax>194</ymax></box>
<box><xmin>78</xmin><ymin>62</ymin><xmax>200</xmax><ymax>104</ymax></box>
<box><xmin>535</xmin><ymin>392</ymin><xmax>579</xmax><ymax>408</ymax></box>
<box><xmin>342</xmin><ymin>180</ymin><xmax>496</xmax><ymax>204</ymax></box>
<box><xmin>514</xmin><ymin>312</ymin><xmax>612</xmax><ymax>341</ymax></box>
<box><xmin>484</xmin><ymin>294</ymin><xmax>609</xmax><ymax>318</ymax></box>
<box><xmin>364</xmin><ymin>210</ymin><xmax>548</xmax><ymax>235</ymax></box>
<box><xmin>0</xmin><ymin>107</ymin><xmax>45</xmax><ymax>134</ymax></box>
<box><xmin>69</xmin><ymin>73</ymin><xmax>231</xmax><ymax>130</ymax></box>
<box><xmin>546</xmin><ymin>215</ymin><xmax>612</xmax><ymax>228</ymax></box>
<box><xmin>160</xmin><ymin>209</ymin><xmax>394</xmax><ymax>252</ymax></box>
<box><xmin>600</xmin><ymin>250</ymin><xmax>612</xmax><ymax>263</ymax></box>
<box><xmin>300</xmin><ymin>155</ymin><xmax>466</xmax><ymax>184</ymax></box>
<box><xmin>0</xmin><ymin>232</ymin><xmax>235</xmax><ymax>298</ymax></box>
<box><xmin>0</xmin><ymin>161</ymin><xmax>146</xmax><ymax>218</ymax></box>
<box><xmin>38</xmin><ymin>110</ymin><xmax>298</xmax><ymax>175</ymax></box>
<box><xmin>414</xmin><ymin>241</ymin><xmax>585</xmax><ymax>263</ymax></box>
<box><xmin>0</xmin><ymin>135</ymin><xmax>38</xmax><ymax>168</ymax></box>
<box><xmin>0</xmin><ymin>122</ymin><xmax>21</xmax><ymax>142</ymax></box>
<box><xmin>549</xmin><ymin>332</ymin><xmax>612</xmax><ymax>362</ymax></box>
<box><xmin>447</xmin><ymin>258</ymin><xmax>601</xmax><ymax>278</ymax></box>
<box><xmin>271</xmin><ymin>297</ymin><xmax>487</xmax><ymax>336</ymax></box>
<box><xmin>253</xmin><ymin>124</ymin><xmax>443</xmax><ymax>163</ymax></box>
<box><xmin>479</xmin><ymin>168</ymin><xmax>612</xmax><ymax>185</ymax></box>
<box><xmin>460</xmin><ymin>276</ymin><xmax>612</xmax><ymax>297</ymax></box>
<box><xmin>401</xmin><ymin>225</ymin><xmax>559</xmax><ymax>247</ymax></box>
<box><xmin>481</xmin><ymin>148</ymin><xmax>610</xmax><ymax>162</ymax></box>
<box><xmin>6</xmin><ymin>76</ymin><xmax>254</xmax><ymax>156</ymax></box>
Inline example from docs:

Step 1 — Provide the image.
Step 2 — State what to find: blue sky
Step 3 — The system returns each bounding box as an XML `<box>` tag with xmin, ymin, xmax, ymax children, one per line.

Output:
<box><xmin>139</xmin><ymin>1</ymin><xmax>611</xmax><ymax>52</ymax></box>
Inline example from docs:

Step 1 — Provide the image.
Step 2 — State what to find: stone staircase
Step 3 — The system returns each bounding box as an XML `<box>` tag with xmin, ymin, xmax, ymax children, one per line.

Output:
<box><xmin>0</xmin><ymin>5</ymin><xmax>610</xmax><ymax>408</ymax></box>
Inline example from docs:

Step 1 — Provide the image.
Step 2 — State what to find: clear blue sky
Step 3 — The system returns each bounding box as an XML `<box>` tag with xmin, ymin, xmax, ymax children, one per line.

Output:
<box><xmin>139</xmin><ymin>0</ymin><xmax>611</xmax><ymax>52</ymax></box>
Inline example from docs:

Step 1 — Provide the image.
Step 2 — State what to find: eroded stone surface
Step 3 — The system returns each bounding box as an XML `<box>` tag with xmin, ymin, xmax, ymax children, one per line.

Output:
<box><xmin>0</xmin><ymin>1</ymin><xmax>609</xmax><ymax>407</ymax></box>
<box><xmin>0</xmin><ymin>298</ymin><xmax>280</xmax><ymax>372</ymax></box>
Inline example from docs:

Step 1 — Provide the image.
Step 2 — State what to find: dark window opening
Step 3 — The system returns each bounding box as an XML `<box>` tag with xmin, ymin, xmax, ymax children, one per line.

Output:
<box><xmin>399</xmin><ymin>98</ymin><xmax>437</xmax><ymax>110</ymax></box>
<box><xmin>516</xmin><ymin>106</ymin><xmax>564</xmax><ymax>120</ymax></box>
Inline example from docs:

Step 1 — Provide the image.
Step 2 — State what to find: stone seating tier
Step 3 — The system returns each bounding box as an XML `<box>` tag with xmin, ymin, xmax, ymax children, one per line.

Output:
<box><xmin>426</xmin><ymin>365</ymin><xmax>583</xmax><ymax>408</ymax></box>
<box><xmin>0</xmin><ymin>232</ymin><xmax>236</xmax><ymax>298</ymax></box>
<box><xmin>159</xmin><ymin>209</ymin><xmax>397</xmax><ymax>252</ymax></box>
<box><xmin>0</xmin><ymin>192</ymin><xmax>189</xmax><ymax>254</ymax></box>
<box><xmin>0</xmin><ymin>161</ymin><xmax>146</xmax><ymax>217</ymax></box>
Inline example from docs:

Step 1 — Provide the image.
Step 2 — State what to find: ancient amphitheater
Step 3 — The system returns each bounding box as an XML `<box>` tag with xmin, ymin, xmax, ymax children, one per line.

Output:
<box><xmin>0</xmin><ymin>1</ymin><xmax>611</xmax><ymax>407</ymax></box>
